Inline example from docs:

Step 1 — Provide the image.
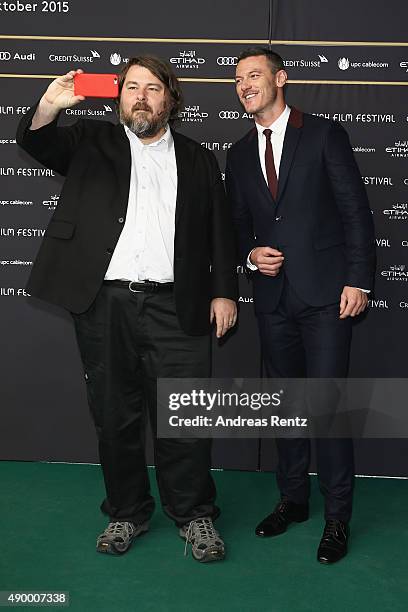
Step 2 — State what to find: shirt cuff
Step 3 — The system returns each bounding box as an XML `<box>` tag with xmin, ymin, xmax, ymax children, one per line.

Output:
<box><xmin>246</xmin><ymin>249</ymin><xmax>258</xmax><ymax>270</ymax></box>
<box><xmin>355</xmin><ymin>288</ymin><xmax>370</xmax><ymax>293</ymax></box>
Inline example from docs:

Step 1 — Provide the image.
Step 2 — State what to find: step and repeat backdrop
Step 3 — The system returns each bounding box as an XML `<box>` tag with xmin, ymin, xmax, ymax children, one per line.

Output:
<box><xmin>0</xmin><ymin>0</ymin><xmax>407</xmax><ymax>474</ymax></box>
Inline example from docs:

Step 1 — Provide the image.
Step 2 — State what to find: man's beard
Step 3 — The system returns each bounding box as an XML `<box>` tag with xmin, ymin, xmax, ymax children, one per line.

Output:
<box><xmin>119</xmin><ymin>101</ymin><xmax>171</xmax><ymax>138</ymax></box>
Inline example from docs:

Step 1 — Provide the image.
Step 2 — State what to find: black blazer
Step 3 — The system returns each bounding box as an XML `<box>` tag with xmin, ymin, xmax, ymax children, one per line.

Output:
<box><xmin>225</xmin><ymin>108</ymin><xmax>376</xmax><ymax>313</ymax></box>
<box><xmin>16</xmin><ymin>105</ymin><xmax>237</xmax><ymax>335</ymax></box>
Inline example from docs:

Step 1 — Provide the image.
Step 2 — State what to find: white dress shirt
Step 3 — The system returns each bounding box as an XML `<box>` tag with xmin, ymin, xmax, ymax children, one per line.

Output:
<box><xmin>105</xmin><ymin>124</ymin><xmax>177</xmax><ymax>282</ymax></box>
<box><xmin>256</xmin><ymin>103</ymin><xmax>291</xmax><ymax>183</ymax></box>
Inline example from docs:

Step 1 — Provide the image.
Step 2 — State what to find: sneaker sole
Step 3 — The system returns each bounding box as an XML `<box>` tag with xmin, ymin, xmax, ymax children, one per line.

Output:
<box><xmin>179</xmin><ymin>532</ymin><xmax>226</xmax><ymax>563</ymax></box>
<box><xmin>96</xmin><ymin>523</ymin><xmax>149</xmax><ymax>555</ymax></box>
<box><xmin>193</xmin><ymin>547</ymin><xmax>226</xmax><ymax>563</ymax></box>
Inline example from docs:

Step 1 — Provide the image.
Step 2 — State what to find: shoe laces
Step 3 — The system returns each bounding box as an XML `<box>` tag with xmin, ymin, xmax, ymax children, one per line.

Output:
<box><xmin>183</xmin><ymin>517</ymin><xmax>220</xmax><ymax>557</ymax></box>
<box><xmin>273</xmin><ymin>501</ymin><xmax>291</xmax><ymax>524</ymax></box>
<box><xmin>323</xmin><ymin>519</ymin><xmax>346</xmax><ymax>540</ymax></box>
<box><xmin>105</xmin><ymin>521</ymin><xmax>134</xmax><ymax>538</ymax></box>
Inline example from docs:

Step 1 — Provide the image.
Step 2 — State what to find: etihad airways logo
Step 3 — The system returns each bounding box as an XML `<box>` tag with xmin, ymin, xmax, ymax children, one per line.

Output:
<box><xmin>383</xmin><ymin>202</ymin><xmax>408</xmax><ymax>221</ymax></box>
<box><xmin>385</xmin><ymin>139</ymin><xmax>408</xmax><ymax>158</ymax></box>
<box><xmin>179</xmin><ymin>105</ymin><xmax>208</xmax><ymax>123</ymax></box>
<box><xmin>42</xmin><ymin>194</ymin><xmax>59</xmax><ymax>211</ymax></box>
<box><xmin>380</xmin><ymin>264</ymin><xmax>408</xmax><ymax>281</ymax></box>
<box><xmin>169</xmin><ymin>50</ymin><xmax>206</xmax><ymax>69</ymax></box>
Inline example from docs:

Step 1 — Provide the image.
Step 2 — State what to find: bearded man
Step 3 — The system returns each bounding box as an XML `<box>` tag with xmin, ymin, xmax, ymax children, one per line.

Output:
<box><xmin>17</xmin><ymin>55</ymin><xmax>237</xmax><ymax>562</ymax></box>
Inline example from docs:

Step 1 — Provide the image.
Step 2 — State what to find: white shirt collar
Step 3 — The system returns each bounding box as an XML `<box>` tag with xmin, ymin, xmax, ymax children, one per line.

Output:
<box><xmin>255</xmin><ymin>104</ymin><xmax>291</xmax><ymax>136</ymax></box>
<box><xmin>124</xmin><ymin>124</ymin><xmax>173</xmax><ymax>151</ymax></box>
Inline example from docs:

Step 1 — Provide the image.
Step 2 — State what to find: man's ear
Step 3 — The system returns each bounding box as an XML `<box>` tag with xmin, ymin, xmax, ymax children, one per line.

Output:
<box><xmin>276</xmin><ymin>70</ymin><xmax>288</xmax><ymax>89</ymax></box>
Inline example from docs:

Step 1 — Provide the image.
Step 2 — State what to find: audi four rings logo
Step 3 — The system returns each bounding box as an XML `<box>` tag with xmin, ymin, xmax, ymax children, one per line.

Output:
<box><xmin>0</xmin><ymin>52</ymin><xmax>11</xmax><ymax>60</ymax></box>
<box><xmin>219</xmin><ymin>111</ymin><xmax>240</xmax><ymax>119</ymax></box>
<box><xmin>217</xmin><ymin>56</ymin><xmax>238</xmax><ymax>65</ymax></box>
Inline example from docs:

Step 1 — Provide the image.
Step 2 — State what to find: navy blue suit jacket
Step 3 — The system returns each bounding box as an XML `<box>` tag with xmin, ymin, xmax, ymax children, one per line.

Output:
<box><xmin>226</xmin><ymin>108</ymin><xmax>376</xmax><ymax>313</ymax></box>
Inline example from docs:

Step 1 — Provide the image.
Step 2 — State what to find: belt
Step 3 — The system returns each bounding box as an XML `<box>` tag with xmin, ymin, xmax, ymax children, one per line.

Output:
<box><xmin>103</xmin><ymin>280</ymin><xmax>174</xmax><ymax>293</ymax></box>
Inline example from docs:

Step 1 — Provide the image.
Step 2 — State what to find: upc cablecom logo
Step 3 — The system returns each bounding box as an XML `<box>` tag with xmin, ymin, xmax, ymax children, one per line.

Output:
<box><xmin>110</xmin><ymin>53</ymin><xmax>129</xmax><ymax>66</ymax></box>
<box><xmin>338</xmin><ymin>57</ymin><xmax>350</xmax><ymax>70</ymax></box>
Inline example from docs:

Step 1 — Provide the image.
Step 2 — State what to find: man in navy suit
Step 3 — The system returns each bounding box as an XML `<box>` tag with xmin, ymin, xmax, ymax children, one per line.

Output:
<box><xmin>226</xmin><ymin>48</ymin><xmax>375</xmax><ymax>564</ymax></box>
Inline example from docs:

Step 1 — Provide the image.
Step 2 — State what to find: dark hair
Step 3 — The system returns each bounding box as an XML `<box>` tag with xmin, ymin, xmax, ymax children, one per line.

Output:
<box><xmin>237</xmin><ymin>47</ymin><xmax>285</xmax><ymax>74</ymax></box>
<box><xmin>117</xmin><ymin>55</ymin><xmax>183</xmax><ymax>123</ymax></box>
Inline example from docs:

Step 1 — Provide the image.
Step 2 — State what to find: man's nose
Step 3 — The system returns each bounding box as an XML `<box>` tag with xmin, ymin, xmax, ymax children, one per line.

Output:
<box><xmin>136</xmin><ymin>89</ymin><xmax>146</xmax><ymax>100</ymax></box>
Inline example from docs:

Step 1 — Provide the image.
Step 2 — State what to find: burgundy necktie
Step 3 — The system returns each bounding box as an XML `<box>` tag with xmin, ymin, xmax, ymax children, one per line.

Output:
<box><xmin>263</xmin><ymin>128</ymin><xmax>278</xmax><ymax>200</ymax></box>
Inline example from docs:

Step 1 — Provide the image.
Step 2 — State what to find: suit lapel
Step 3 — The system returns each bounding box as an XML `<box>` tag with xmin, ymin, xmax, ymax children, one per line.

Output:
<box><xmin>276</xmin><ymin>108</ymin><xmax>304</xmax><ymax>202</ymax></box>
<box><xmin>172</xmin><ymin>130</ymin><xmax>195</xmax><ymax>226</ymax></box>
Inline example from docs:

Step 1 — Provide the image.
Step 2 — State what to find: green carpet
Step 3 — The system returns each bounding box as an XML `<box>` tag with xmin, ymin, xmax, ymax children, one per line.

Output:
<box><xmin>1</xmin><ymin>461</ymin><xmax>407</xmax><ymax>611</ymax></box>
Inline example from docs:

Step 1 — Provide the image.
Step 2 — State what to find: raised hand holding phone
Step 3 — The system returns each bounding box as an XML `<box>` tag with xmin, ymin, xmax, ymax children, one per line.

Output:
<box><xmin>30</xmin><ymin>69</ymin><xmax>86</xmax><ymax>130</ymax></box>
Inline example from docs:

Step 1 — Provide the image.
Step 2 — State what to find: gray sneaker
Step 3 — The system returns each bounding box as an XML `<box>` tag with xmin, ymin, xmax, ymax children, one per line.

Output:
<box><xmin>96</xmin><ymin>520</ymin><xmax>149</xmax><ymax>555</ymax></box>
<box><xmin>180</xmin><ymin>517</ymin><xmax>225</xmax><ymax>562</ymax></box>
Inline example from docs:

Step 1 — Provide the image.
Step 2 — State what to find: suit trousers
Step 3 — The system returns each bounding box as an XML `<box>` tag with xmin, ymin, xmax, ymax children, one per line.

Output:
<box><xmin>257</xmin><ymin>274</ymin><xmax>354</xmax><ymax>522</ymax></box>
<box><xmin>72</xmin><ymin>282</ymin><xmax>218</xmax><ymax>527</ymax></box>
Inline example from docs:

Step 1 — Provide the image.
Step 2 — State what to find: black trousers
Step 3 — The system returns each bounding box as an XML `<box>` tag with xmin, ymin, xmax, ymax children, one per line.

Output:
<box><xmin>72</xmin><ymin>283</ymin><xmax>218</xmax><ymax>527</ymax></box>
<box><xmin>257</xmin><ymin>275</ymin><xmax>354</xmax><ymax>522</ymax></box>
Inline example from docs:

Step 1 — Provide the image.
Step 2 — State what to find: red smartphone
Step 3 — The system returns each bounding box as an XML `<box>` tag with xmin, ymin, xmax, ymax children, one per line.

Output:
<box><xmin>74</xmin><ymin>73</ymin><xmax>119</xmax><ymax>98</ymax></box>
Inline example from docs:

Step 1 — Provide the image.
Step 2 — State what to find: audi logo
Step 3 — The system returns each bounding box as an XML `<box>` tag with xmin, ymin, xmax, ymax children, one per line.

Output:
<box><xmin>219</xmin><ymin>111</ymin><xmax>240</xmax><ymax>119</ymax></box>
<box><xmin>217</xmin><ymin>56</ymin><xmax>238</xmax><ymax>66</ymax></box>
<box><xmin>0</xmin><ymin>52</ymin><xmax>11</xmax><ymax>61</ymax></box>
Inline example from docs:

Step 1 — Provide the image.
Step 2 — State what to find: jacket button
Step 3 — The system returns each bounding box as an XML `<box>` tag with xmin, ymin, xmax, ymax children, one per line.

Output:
<box><xmin>118</xmin><ymin>217</ymin><xmax>124</xmax><ymax>223</ymax></box>
<box><xmin>275</xmin><ymin>216</ymin><xmax>282</xmax><ymax>222</ymax></box>
<box><xmin>106</xmin><ymin>248</ymin><xmax>113</xmax><ymax>255</ymax></box>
